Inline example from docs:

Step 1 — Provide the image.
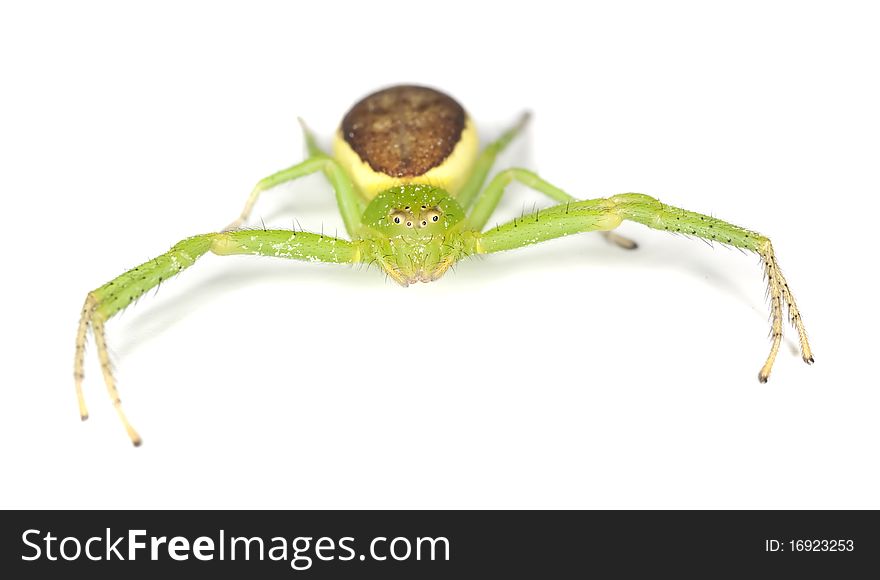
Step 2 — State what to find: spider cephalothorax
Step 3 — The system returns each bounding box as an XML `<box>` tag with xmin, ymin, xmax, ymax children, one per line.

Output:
<box><xmin>360</xmin><ymin>184</ymin><xmax>473</xmax><ymax>285</ymax></box>
<box><xmin>75</xmin><ymin>84</ymin><xmax>813</xmax><ymax>445</ymax></box>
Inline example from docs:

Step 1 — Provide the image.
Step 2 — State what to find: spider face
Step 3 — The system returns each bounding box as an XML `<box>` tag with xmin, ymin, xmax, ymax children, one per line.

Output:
<box><xmin>357</xmin><ymin>184</ymin><xmax>470</xmax><ymax>285</ymax></box>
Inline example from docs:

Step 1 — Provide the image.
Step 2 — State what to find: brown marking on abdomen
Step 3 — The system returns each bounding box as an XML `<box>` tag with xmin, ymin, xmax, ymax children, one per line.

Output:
<box><xmin>341</xmin><ymin>85</ymin><xmax>466</xmax><ymax>178</ymax></box>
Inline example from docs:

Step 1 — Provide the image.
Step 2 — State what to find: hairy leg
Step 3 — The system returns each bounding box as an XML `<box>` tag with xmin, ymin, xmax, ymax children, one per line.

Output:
<box><xmin>611</xmin><ymin>193</ymin><xmax>812</xmax><ymax>381</ymax></box>
<box><xmin>456</xmin><ymin>113</ymin><xmax>531</xmax><ymax>210</ymax></box>
<box><xmin>224</xmin><ymin>154</ymin><xmax>364</xmax><ymax>236</ymax></box>
<box><xmin>467</xmin><ymin>167</ymin><xmax>637</xmax><ymax>249</ymax></box>
<box><xmin>477</xmin><ymin>193</ymin><xmax>812</xmax><ymax>381</ymax></box>
<box><xmin>75</xmin><ymin>231</ymin><xmax>358</xmax><ymax>445</ymax></box>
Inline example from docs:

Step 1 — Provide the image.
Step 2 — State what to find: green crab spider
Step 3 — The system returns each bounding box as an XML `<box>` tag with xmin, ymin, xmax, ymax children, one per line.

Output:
<box><xmin>75</xmin><ymin>85</ymin><xmax>813</xmax><ymax>446</ymax></box>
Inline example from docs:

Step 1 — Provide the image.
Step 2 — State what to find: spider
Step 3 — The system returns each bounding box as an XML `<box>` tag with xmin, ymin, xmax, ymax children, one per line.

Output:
<box><xmin>74</xmin><ymin>85</ymin><xmax>813</xmax><ymax>446</ymax></box>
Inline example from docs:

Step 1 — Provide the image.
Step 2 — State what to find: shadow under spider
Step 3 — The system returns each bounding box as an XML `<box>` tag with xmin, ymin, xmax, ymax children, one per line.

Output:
<box><xmin>112</xmin><ymin>232</ymin><xmax>798</xmax><ymax>359</ymax></box>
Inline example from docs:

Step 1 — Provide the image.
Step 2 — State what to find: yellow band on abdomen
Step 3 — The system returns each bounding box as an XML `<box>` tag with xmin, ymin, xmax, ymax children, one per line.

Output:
<box><xmin>333</xmin><ymin>117</ymin><xmax>479</xmax><ymax>200</ymax></box>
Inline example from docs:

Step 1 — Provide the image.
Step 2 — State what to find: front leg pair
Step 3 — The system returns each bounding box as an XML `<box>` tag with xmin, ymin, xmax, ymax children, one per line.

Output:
<box><xmin>75</xmin><ymin>230</ymin><xmax>360</xmax><ymax>445</ymax></box>
<box><xmin>476</xmin><ymin>193</ymin><xmax>813</xmax><ymax>382</ymax></box>
<box><xmin>466</xmin><ymin>167</ymin><xmax>638</xmax><ymax>249</ymax></box>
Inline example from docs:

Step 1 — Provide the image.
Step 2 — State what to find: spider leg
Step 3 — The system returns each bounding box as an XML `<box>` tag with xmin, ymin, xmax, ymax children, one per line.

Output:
<box><xmin>224</xmin><ymin>120</ymin><xmax>364</xmax><ymax>235</ymax></box>
<box><xmin>600</xmin><ymin>231</ymin><xmax>639</xmax><ymax>250</ymax></box>
<box><xmin>466</xmin><ymin>167</ymin><xmax>638</xmax><ymax>250</ymax></box>
<box><xmin>74</xmin><ymin>230</ymin><xmax>359</xmax><ymax>445</ymax></box>
<box><xmin>476</xmin><ymin>193</ymin><xmax>812</xmax><ymax>381</ymax></box>
<box><xmin>456</xmin><ymin>112</ymin><xmax>531</xmax><ymax>210</ymax></box>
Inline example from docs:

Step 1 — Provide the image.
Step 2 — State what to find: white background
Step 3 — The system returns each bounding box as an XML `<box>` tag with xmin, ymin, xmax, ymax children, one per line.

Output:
<box><xmin>1</xmin><ymin>1</ymin><xmax>878</xmax><ymax>508</ymax></box>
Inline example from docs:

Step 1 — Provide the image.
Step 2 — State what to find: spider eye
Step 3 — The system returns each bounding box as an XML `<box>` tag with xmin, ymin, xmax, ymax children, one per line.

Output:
<box><xmin>406</xmin><ymin>221</ymin><xmax>413</xmax><ymax>228</ymax></box>
<box><xmin>388</xmin><ymin>209</ymin><xmax>410</xmax><ymax>226</ymax></box>
<box><xmin>420</xmin><ymin>207</ymin><xmax>443</xmax><ymax>226</ymax></box>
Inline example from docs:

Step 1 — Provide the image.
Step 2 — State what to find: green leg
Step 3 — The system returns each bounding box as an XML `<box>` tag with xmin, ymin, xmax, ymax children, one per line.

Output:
<box><xmin>467</xmin><ymin>168</ymin><xmax>637</xmax><ymax>249</ymax></box>
<box><xmin>225</xmin><ymin>121</ymin><xmax>365</xmax><ymax>236</ymax></box>
<box><xmin>74</xmin><ymin>230</ymin><xmax>359</xmax><ymax>445</ymax></box>
<box><xmin>456</xmin><ymin>112</ymin><xmax>531</xmax><ymax>210</ymax></box>
<box><xmin>477</xmin><ymin>193</ymin><xmax>813</xmax><ymax>382</ymax></box>
<box><xmin>297</xmin><ymin>117</ymin><xmax>326</xmax><ymax>159</ymax></box>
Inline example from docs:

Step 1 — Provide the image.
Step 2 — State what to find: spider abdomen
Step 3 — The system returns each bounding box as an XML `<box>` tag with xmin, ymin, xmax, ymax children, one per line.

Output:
<box><xmin>333</xmin><ymin>85</ymin><xmax>478</xmax><ymax>199</ymax></box>
<box><xmin>343</xmin><ymin>85</ymin><xmax>464</xmax><ymax>177</ymax></box>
